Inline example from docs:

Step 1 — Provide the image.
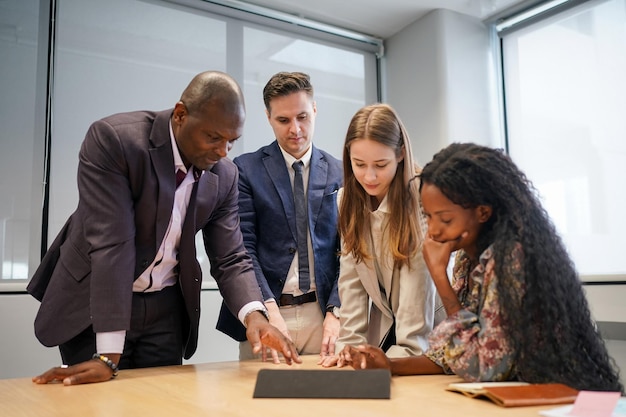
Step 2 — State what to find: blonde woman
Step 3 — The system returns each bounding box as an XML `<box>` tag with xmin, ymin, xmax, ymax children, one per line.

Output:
<box><xmin>320</xmin><ymin>104</ymin><xmax>443</xmax><ymax>367</ymax></box>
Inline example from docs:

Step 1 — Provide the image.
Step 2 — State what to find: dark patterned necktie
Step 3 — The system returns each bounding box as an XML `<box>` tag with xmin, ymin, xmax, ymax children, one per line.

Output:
<box><xmin>292</xmin><ymin>161</ymin><xmax>310</xmax><ymax>292</ymax></box>
<box><xmin>176</xmin><ymin>169</ymin><xmax>186</xmax><ymax>188</ymax></box>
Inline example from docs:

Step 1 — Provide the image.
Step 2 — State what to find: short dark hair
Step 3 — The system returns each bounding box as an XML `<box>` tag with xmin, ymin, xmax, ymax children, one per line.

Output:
<box><xmin>262</xmin><ymin>72</ymin><xmax>313</xmax><ymax>112</ymax></box>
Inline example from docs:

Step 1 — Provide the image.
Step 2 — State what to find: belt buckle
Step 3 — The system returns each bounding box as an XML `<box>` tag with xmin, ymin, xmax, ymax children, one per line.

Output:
<box><xmin>278</xmin><ymin>293</ymin><xmax>294</xmax><ymax>307</ymax></box>
<box><xmin>279</xmin><ymin>291</ymin><xmax>315</xmax><ymax>307</ymax></box>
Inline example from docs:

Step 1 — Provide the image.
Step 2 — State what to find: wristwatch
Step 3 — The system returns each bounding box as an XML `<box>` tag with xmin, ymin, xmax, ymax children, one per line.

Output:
<box><xmin>326</xmin><ymin>305</ymin><xmax>340</xmax><ymax>319</ymax></box>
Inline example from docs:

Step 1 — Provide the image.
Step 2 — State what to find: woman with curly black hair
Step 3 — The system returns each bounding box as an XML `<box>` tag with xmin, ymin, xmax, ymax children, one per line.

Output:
<box><xmin>336</xmin><ymin>142</ymin><xmax>623</xmax><ymax>392</ymax></box>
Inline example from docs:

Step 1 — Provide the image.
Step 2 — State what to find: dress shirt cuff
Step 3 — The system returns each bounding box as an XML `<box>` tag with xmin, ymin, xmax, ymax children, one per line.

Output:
<box><xmin>96</xmin><ymin>331</ymin><xmax>126</xmax><ymax>354</ymax></box>
<box><xmin>238</xmin><ymin>301</ymin><xmax>269</xmax><ymax>327</ymax></box>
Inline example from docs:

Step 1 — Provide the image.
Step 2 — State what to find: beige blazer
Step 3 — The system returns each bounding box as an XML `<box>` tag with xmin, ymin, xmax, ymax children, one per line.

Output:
<box><xmin>336</xmin><ymin>189</ymin><xmax>445</xmax><ymax>357</ymax></box>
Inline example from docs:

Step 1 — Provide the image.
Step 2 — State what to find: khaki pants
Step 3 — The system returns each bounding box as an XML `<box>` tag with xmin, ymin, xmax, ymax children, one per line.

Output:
<box><xmin>239</xmin><ymin>301</ymin><xmax>324</xmax><ymax>359</ymax></box>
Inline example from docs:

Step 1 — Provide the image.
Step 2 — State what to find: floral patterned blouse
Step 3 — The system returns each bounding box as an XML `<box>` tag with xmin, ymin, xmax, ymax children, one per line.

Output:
<box><xmin>424</xmin><ymin>244</ymin><xmax>524</xmax><ymax>381</ymax></box>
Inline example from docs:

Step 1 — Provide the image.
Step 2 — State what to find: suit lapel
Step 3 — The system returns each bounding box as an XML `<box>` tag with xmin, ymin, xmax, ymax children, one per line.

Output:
<box><xmin>149</xmin><ymin>109</ymin><xmax>177</xmax><ymax>248</ymax></box>
<box><xmin>194</xmin><ymin>169</ymin><xmax>218</xmax><ymax>225</ymax></box>
<box><xmin>180</xmin><ymin>181</ymin><xmax>198</xmax><ymax>259</ymax></box>
<box><xmin>178</xmin><ymin>181</ymin><xmax>200</xmax><ymax>316</ymax></box>
<box><xmin>307</xmin><ymin>146</ymin><xmax>328</xmax><ymax>234</ymax></box>
<box><xmin>263</xmin><ymin>142</ymin><xmax>297</xmax><ymax>241</ymax></box>
<box><xmin>354</xmin><ymin>259</ymin><xmax>394</xmax><ymax>319</ymax></box>
<box><xmin>375</xmin><ymin>197</ymin><xmax>395</xmax><ymax>300</ymax></box>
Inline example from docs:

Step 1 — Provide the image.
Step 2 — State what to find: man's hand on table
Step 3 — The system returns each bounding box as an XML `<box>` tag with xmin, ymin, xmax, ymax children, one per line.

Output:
<box><xmin>32</xmin><ymin>353</ymin><xmax>120</xmax><ymax>386</ymax></box>
<box><xmin>245</xmin><ymin>310</ymin><xmax>302</xmax><ymax>365</ymax></box>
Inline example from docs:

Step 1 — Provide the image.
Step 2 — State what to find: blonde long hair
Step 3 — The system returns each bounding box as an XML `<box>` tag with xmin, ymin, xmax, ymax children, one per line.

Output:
<box><xmin>339</xmin><ymin>103</ymin><xmax>424</xmax><ymax>267</ymax></box>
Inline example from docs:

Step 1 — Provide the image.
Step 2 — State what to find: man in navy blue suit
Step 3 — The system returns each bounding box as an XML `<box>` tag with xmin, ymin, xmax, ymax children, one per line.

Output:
<box><xmin>217</xmin><ymin>72</ymin><xmax>342</xmax><ymax>362</ymax></box>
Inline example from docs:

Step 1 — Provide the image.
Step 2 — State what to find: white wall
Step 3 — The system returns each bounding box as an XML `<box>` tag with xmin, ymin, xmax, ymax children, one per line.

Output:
<box><xmin>0</xmin><ymin>294</ymin><xmax>59</xmax><ymax>378</ymax></box>
<box><xmin>584</xmin><ymin>286</ymin><xmax>626</xmax><ymax>324</ymax></box>
<box><xmin>187</xmin><ymin>291</ymin><xmax>239</xmax><ymax>365</ymax></box>
<box><xmin>384</xmin><ymin>8</ymin><xmax>502</xmax><ymax>166</ymax></box>
<box><xmin>585</xmin><ymin>285</ymin><xmax>626</xmax><ymax>386</ymax></box>
<box><xmin>0</xmin><ymin>290</ymin><xmax>237</xmax><ymax>379</ymax></box>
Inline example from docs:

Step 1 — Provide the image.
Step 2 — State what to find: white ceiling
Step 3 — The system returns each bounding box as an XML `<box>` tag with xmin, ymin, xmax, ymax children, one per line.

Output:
<box><xmin>238</xmin><ymin>0</ymin><xmax>526</xmax><ymax>39</ymax></box>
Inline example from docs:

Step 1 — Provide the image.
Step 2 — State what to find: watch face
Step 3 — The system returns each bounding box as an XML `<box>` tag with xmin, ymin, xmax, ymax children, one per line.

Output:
<box><xmin>326</xmin><ymin>306</ymin><xmax>340</xmax><ymax>319</ymax></box>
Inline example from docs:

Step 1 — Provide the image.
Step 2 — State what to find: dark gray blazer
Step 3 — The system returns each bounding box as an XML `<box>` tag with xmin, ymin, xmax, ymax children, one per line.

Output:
<box><xmin>217</xmin><ymin>140</ymin><xmax>342</xmax><ymax>341</ymax></box>
<box><xmin>27</xmin><ymin>109</ymin><xmax>263</xmax><ymax>359</ymax></box>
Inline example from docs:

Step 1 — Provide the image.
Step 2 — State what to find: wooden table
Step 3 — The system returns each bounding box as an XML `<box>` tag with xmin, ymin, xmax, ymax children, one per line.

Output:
<box><xmin>0</xmin><ymin>355</ymin><xmax>556</xmax><ymax>417</ymax></box>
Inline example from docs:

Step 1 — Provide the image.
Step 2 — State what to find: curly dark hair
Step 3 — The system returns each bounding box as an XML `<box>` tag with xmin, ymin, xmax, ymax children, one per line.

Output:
<box><xmin>419</xmin><ymin>142</ymin><xmax>623</xmax><ymax>392</ymax></box>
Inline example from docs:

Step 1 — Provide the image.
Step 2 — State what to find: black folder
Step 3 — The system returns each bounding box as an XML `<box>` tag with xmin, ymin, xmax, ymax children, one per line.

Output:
<box><xmin>252</xmin><ymin>368</ymin><xmax>391</xmax><ymax>399</ymax></box>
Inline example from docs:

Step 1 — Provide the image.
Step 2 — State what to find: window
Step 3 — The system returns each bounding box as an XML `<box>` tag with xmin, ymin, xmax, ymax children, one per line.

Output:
<box><xmin>0</xmin><ymin>0</ymin><xmax>379</xmax><ymax>288</ymax></box>
<box><xmin>500</xmin><ymin>0</ymin><xmax>626</xmax><ymax>279</ymax></box>
<box><xmin>0</xmin><ymin>0</ymin><xmax>45</xmax><ymax>284</ymax></box>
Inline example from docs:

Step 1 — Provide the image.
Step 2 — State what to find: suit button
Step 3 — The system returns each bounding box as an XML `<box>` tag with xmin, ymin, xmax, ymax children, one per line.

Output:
<box><xmin>141</xmin><ymin>260</ymin><xmax>149</xmax><ymax>268</ymax></box>
<box><xmin>289</xmin><ymin>247</ymin><xmax>296</xmax><ymax>254</ymax></box>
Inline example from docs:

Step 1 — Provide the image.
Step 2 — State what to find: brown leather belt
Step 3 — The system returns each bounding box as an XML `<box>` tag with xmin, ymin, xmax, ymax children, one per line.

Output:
<box><xmin>278</xmin><ymin>292</ymin><xmax>317</xmax><ymax>307</ymax></box>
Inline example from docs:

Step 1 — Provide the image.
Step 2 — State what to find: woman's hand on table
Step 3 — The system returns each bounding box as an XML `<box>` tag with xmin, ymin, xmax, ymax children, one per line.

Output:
<box><xmin>337</xmin><ymin>345</ymin><xmax>391</xmax><ymax>370</ymax></box>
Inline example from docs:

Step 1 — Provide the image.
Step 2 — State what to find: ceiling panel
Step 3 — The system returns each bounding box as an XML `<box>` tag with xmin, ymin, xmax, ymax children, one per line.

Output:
<box><xmin>238</xmin><ymin>0</ymin><xmax>526</xmax><ymax>38</ymax></box>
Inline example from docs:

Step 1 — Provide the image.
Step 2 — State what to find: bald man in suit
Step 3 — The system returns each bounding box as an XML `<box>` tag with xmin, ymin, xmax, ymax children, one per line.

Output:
<box><xmin>28</xmin><ymin>71</ymin><xmax>299</xmax><ymax>386</ymax></box>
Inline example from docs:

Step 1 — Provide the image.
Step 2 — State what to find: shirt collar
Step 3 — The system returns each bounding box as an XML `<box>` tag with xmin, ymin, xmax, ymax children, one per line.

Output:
<box><xmin>372</xmin><ymin>193</ymin><xmax>391</xmax><ymax>214</ymax></box>
<box><xmin>169</xmin><ymin>120</ymin><xmax>202</xmax><ymax>181</ymax></box>
<box><xmin>278</xmin><ymin>143</ymin><xmax>313</xmax><ymax>170</ymax></box>
<box><xmin>170</xmin><ymin>121</ymin><xmax>186</xmax><ymax>173</ymax></box>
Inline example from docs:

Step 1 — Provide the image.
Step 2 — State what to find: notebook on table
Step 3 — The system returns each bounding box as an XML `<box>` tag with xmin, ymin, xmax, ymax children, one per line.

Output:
<box><xmin>446</xmin><ymin>381</ymin><xmax>579</xmax><ymax>407</ymax></box>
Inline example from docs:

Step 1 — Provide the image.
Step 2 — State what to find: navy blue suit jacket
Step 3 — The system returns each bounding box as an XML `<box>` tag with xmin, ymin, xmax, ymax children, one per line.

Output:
<box><xmin>216</xmin><ymin>141</ymin><xmax>342</xmax><ymax>341</ymax></box>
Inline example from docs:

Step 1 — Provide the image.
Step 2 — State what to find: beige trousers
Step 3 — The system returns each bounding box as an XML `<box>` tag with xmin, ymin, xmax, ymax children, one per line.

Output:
<box><xmin>239</xmin><ymin>301</ymin><xmax>324</xmax><ymax>359</ymax></box>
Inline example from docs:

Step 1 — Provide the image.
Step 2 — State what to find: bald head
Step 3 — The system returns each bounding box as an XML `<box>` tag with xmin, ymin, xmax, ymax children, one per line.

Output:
<box><xmin>172</xmin><ymin>71</ymin><xmax>246</xmax><ymax>170</ymax></box>
<box><xmin>180</xmin><ymin>71</ymin><xmax>245</xmax><ymax>117</ymax></box>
